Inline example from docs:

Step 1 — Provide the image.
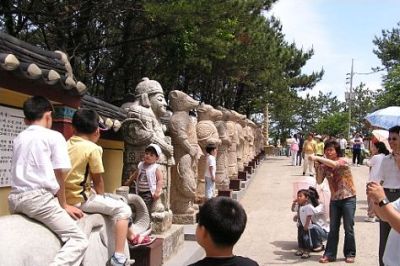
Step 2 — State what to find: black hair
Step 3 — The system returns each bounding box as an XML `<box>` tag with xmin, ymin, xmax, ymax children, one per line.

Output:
<box><xmin>23</xmin><ymin>96</ymin><xmax>54</xmax><ymax>121</ymax></box>
<box><xmin>72</xmin><ymin>108</ymin><xmax>99</xmax><ymax>134</ymax></box>
<box><xmin>373</xmin><ymin>141</ymin><xmax>390</xmax><ymax>155</ymax></box>
<box><xmin>145</xmin><ymin>146</ymin><xmax>159</xmax><ymax>157</ymax></box>
<box><xmin>308</xmin><ymin>186</ymin><xmax>320</xmax><ymax>207</ymax></box>
<box><xmin>389</xmin><ymin>126</ymin><xmax>400</xmax><ymax>135</ymax></box>
<box><xmin>324</xmin><ymin>140</ymin><xmax>341</xmax><ymax>157</ymax></box>
<box><xmin>297</xmin><ymin>189</ymin><xmax>309</xmax><ymax>198</ymax></box>
<box><xmin>205</xmin><ymin>144</ymin><xmax>217</xmax><ymax>154</ymax></box>
<box><xmin>197</xmin><ymin>197</ymin><xmax>247</xmax><ymax>247</ymax></box>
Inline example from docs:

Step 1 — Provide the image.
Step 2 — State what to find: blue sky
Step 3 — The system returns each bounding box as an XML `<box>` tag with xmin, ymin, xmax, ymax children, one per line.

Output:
<box><xmin>269</xmin><ymin>0</ymin><xmax>400</xmax><ymax>101</ymax></box>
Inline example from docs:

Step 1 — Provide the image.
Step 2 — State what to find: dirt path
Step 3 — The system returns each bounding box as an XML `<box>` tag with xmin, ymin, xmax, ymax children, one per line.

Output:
<box><xmin>234</xmin><ymin>156</ymin><xmax>379</xmax><ymax>265</ymax></box>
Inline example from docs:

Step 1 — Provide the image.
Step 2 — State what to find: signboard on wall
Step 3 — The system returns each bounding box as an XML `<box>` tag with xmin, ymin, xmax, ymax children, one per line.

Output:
<box><xmin>0</xmin><ymin>105</ymin><xmax>26</xmax><ymax>187</ymax></box>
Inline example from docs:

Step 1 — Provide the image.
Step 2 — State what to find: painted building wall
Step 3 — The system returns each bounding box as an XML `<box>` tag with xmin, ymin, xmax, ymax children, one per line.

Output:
<box><xmin>0</xmin><ymin>88</ymin><xmax>124</xmax><ymax>216</ymax></box>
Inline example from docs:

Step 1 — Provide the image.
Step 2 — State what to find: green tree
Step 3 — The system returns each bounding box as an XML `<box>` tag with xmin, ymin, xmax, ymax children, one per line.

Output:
<box><xmin>373</xmin><ymin>21</ymin><xmax>400</xmax><ymax>107</ymax></box>
<box><xmin>313</xmin><ymin>112</ymin><xmax>348</xmax><ymax>137</ymax></box>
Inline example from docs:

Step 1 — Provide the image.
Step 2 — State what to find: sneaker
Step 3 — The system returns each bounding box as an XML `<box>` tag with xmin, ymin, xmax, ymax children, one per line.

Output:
<box><xmin>107</xmin><ymin>255</ymin><xmax>135</xmax><ymax>266</ymax></box>
<box><xmin>364</xmin><ymin>217</ymin><xmax>376</xmax><ymax>223</ymax></box>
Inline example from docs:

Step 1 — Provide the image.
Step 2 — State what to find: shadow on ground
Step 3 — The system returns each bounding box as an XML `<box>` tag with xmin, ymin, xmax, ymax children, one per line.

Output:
<box><xmin>269</xmin><ymin>241</ymin><xmax>322</xmax><ymax>264</ymax></box>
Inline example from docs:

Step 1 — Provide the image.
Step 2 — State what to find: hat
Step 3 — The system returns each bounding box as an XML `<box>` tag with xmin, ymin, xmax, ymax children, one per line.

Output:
<box><xmin>315</xmin><ymin>135</ymin><xmax>322</xmax><ymax>139</ymax></box>
<box><xmin>146</xmin><ymin>143</ymin><xmax>162</xmax><ymax>157</ymax></box>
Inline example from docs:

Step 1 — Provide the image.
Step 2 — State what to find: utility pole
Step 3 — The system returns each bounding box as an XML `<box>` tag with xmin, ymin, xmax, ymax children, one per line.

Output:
<box><xmin>346</xmin><ymin>59</ymin><xmax>354</xmax><ymax>139</ymax></box>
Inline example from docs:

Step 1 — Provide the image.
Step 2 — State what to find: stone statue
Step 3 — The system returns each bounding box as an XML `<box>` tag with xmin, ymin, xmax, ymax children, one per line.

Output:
<box><xmin>247</xmin><ymin>120</ymin><xmax>256</xmax><ymax>160</ymax></box>
<box><xmin>232</xmin><ymin>111</ymin><xmax>246</xmax><ymax>172</ymax></box>
<box><xmin>215</xmin><ymin>106</ymin><xmax>232</xmax><ymax>190</ymax></box>
<box><xmin>120</xmin><ymin>77</ymin><xmax>174</xmax><ymax>233</ymax></box>
<box><xmin>196</xmin><ymin>103</ymin><xmax>222</xmax><ymax>200</ymax></box>
<box><xmin>168</xmin><ymin>90</ymin><xmax>200</xmax><ymax>223</ymax></box>
<box><xmin>226</xmin><ymin>110</ymin><xmax>239</xmax><ymax>179</ymax></box>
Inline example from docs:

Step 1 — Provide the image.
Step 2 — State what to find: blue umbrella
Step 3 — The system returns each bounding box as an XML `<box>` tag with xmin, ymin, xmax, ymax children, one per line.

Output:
<box><xmin>365</xmin><ymin>106</ymin><xmax>400</xmax><ymax>129</ymax></box>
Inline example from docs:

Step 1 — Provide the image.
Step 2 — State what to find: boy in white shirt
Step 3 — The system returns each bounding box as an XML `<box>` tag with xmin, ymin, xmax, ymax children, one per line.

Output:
<box><xmin>8</xmin><ymin>96</ymin><xmax>88</xmax><ymax>266</ymax></box>
<box><xmin>205</xmin><ymin>144</ymin><xmax>217</xmax><ymax>200</ymax></box>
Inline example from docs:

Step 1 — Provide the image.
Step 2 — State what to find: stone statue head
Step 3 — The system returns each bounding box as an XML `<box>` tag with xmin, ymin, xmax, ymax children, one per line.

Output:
<box><xmin>168</xmin><ymin>90</ymin><xmax>199</xmax><ymax>111</ymax></box>
<box><xmin>197</xmin><ymin>103</ymin><xmax>222</xmax><ymax>121</ymax></box>
<box><xmin>135</xmin><ymin>77</ymin><xmax>167</xmax><ymax>117</ymax></box>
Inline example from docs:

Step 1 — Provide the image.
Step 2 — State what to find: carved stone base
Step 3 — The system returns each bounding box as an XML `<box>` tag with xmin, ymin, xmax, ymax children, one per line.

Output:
<box><xmin>152</xmin><ymin>210</ymin><xmax>173</xmax><ymax>234</ymax></box>
<box><xmin>229</xmin><ymin>179</ymin><xmax>241</xmax><ymax>191</ymax></box>
<box><xmin>172</xmin><ymin>212</ymin><xmax>198</xmax><ymax>224</ymax></box>
<box><xmin>129</xmin><ymin>238</ymin><xmax>163</xmax><ymax>266</ymax></box>
<box><xmin>154</xmin><ymin>224</ymin><xmax>184</xmax><ymax>262</ymax></box>
<box><xmin>238</xmin><ymin>171</ymin><xmax>248</xmax><ymax>181</ymax></box>
<box><xmin>244</xmin><ymin>165</ymin><xmax>254</xmax><ymax>174</ymax></box>
<box><xmin>217</xmin><ymin>190</ymin><xmax>232</xmax><ymax>197</ymax></box>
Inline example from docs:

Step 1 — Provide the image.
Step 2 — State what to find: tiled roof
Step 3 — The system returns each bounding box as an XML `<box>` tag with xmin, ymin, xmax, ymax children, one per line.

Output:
<box><xmin>0</xmin><ymin>32</ymin><xmax>87</xmax><ymax>96</ymax></box>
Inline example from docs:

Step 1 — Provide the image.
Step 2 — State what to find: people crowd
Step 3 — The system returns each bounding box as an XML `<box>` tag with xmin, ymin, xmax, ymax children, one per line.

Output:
<box><xmin>288</xmin><ymin>129</ymin><xmax>400</xmax><ymax>265</ymax></box>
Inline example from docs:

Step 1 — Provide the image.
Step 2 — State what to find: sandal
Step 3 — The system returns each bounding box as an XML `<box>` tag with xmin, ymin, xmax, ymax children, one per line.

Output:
<box><xmin>128</xmin><ymin>235</ymin><xmax>156</xmax><ymax>247</ymax></box>
<box><xmin>345</xmin><ymin>257</ymin><xmax>355</xmax><ymax>263</ymax></box>
<box><xmin>294</xmin><ymin>250</ymin><xmax>303</xmax><ymax>256</ymax></box>
<box><xmin>319</xmin><ymin>256</ymin><xmax>335</xmax><ymax>263</ymax></box>
<box><xmin>301</xmin><ymin>252</ymin><xmax>311</xmax><ymax>259</ymax></box>
<box><xmin>312</xmin><ymin>245</ymin><xmax>325</xmax><ymax>252</ymax></box>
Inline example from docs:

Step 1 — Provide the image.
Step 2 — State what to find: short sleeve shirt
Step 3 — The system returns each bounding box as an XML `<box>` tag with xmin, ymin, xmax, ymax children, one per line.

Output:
<box><xmin>377</xmin><ymin>154</ymin><xmax>400</xmax><ymax>188</ymax></box>
<box><xmin>383</xmin><ymin>198</ymin><xmax>400</xmax><ymax>266</ymax></box>
<box><xmin>65</xmin><ymin>135</ymin><xmax>104</xmax><ymax>205</ymax></box>
<box><xmin>299</xmin><ymin>204</ymin><xmax>314</xmax><ymax>226</ymax></box>
<box><xmin>317</xmin><ymin>159</ymin><xmax>356</xmax><ymax>200</ymax></box>
<box><xmin>205</xmin><ymin>154</ymin><xmax>216</xmax><ymax>178</ymax></box>
<box><xmin>368</xmin><ymin>154</ymin><xmax>386</xmax><ymax>183</ymax></box>
<box><xmin>11</xmin><ymin>125</ymin><xmax>71</xmax><ymax>195</ymax></box>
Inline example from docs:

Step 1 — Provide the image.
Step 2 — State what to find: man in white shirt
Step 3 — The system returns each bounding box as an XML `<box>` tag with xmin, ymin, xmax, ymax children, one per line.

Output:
<box><xmin>339</xmin><ymin>135</ymin><xmax>348</xmax><ymax>157</ymax></box>
<box><xmin>371</xmin><ymin>126</ymin><xmax>400</xmax><ymax>266</ymax></box>
<box><xmin>8</xmin><ymin>96</ymin><xmax>88</xmax><ymax>266</ymax></box>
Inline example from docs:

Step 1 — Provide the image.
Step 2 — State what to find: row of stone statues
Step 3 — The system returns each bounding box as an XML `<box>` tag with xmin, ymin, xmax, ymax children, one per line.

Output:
<box><xmin>120</xmin><ymin>78</ymin><xmax>264</xmax><ymax>232</ymax></box>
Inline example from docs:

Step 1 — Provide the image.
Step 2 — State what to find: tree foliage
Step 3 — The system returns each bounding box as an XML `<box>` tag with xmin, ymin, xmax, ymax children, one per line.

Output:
<box><xmin>373</xmin><ymin>21</ymin><xmax>400</xmax><ymax>107</ymax></box>
<box><xmin>0</xmin><ymin>0</ymin><xmax>323</xmax><ymax>117</ymax></box>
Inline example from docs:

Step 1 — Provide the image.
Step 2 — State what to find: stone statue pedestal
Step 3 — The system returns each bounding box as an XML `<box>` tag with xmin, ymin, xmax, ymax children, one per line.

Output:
<box><xmin>152</xmin><ymin>210</ymin><xmax>173</xmax><ymax>234</ymax></box>
<box><xmin>238</xmin><ymin>171</ymin><xmax>248</xmax><ymax>181</ymax></box>
<box><xmin>229</xmin><ymin>179</ymin><xmax>241</xmax><ymax>191</ymax></box>
<box><xmin>172</xmin><ymin>212</ymin><xmax>198</xmax><ymax>224</ymax></box>
<box><xmin>217</xmin><ymin>190</ymin><xmax>232</xmax><ymax>197</ymax></box>
<box><xmin>154</xmin><ymin>224</ymin><xmax>184</xmax><ymax>262</ymax></box>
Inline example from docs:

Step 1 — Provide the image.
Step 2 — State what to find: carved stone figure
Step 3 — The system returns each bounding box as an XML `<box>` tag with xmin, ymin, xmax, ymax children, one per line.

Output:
<box><xmin>215</xmin><ymin>107</ymin><xmax>232</xmax><ymax>190</ymax></box>
<box><xmin>0</xmin><ymin>193</ymin><xmax>149</xmax><ymax>265</ymax></box>
<box><xmin>226</xmin><ymin>110</ymin><xmax>239</xmax><ymax>179</ymax></box>
<box><xmin>232</xmin><ymin>111</ymin><xmax>246</xmax><ymax>172</ymax></box>
<box><xmin>196</xmin><ymin>103</ymin><xmax>222</xmax><ymax>200</ymax></box>
<box><xmin>247</xmin><ymin>120</ymin><xmax>256</xmax><ymax>160</ymax></box>
<box><xmin>168</xmin><ymin>90</ymin><xmax>200</xmax><ymax>223</ymax></box>
<box><xmin>120</xmin><ymin>77</ymin><xmax>174</xmax><ymax>233</ymax></box>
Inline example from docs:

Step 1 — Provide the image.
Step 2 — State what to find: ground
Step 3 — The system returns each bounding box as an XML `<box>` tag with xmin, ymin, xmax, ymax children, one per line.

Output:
<box><xmin>234</xmin><ymin>156</ymin><xmax>379</xmax><ymax>266</ymax></box>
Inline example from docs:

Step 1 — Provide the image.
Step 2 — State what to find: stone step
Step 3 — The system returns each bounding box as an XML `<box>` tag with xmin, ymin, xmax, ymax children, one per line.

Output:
<box><xmin>162</xmin><ymin>240</ymin><xmax>204</xmax><ymax>266</ymax></box>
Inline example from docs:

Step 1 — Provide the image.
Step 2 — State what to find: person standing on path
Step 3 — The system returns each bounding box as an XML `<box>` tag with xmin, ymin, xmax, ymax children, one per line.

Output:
<box><xmin>351</xmin><ymin>133</ymin><xmax>363</xmax><ymax>166</ymax></box>
<box><xmin>297</xmin><ymin>134</ymin><xmax>304</xmax><ymax>166</ymax></box>
<box><xmin>315</xmin><ymin>135</ymin><xmax>325</xmax><ymax>157</ymax></box>
<box><xmin>339</xmin><ymin>135</ymin><xmax>348</xmax><ymax>157</ymax></box>
<box><xmin>302</xmin><ymin>133</ymin><xmax>316</xmax><ymax>176</ymax></box>
<box><xmin>365</xmin><ymin>141</ymin><xmax>389</xmax><ymax>222</ymax></box>
<box><xmin>290</xmin><ymin>134</ymin><xmax>299</xmax><ymax>166</ymax></box>
<box><xmin>309</xmin><ymin>140</ymin><xmax>357</xmax><ymax>263</ymax></box>
<box><xmin>374</xmin><ymin>126</ymin><xmax>400</xmax><ymax>266</ymax></box>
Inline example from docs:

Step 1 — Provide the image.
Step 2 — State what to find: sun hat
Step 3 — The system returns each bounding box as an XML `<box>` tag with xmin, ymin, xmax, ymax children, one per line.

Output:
<box><xmin>315</xmin><ymin>135</ymin><xmax>322</xmax><ymax>139</ymax></box>
<box><xmin>146</xmin><ymin>143</ymin><xmax>162</xmax><ymax>157</ymax></box>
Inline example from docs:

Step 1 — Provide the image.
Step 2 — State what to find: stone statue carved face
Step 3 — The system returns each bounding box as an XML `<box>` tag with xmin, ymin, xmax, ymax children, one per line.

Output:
<box><xmin>149</xmin><ymin>92</ymin><xmax>168</xmax><ymax>118</ymax></box>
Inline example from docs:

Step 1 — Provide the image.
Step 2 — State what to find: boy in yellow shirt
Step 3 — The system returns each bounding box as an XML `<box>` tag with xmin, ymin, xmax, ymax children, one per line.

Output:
<box><xmin>302</xmin><ymin>133</ymin><xmax>317</xmax><ymax>176</ymax></box>
<box><xmin>66</xmin><ymin>108</ymin><xmax>152</xmax><ymax>266</ymax></box>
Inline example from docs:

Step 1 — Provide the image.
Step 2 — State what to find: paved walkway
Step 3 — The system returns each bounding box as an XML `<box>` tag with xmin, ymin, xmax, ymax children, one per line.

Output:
<box><xmin>234</xmin><ymin>156</ymin><xmax>379</xmax><ymax>266</ymax></box>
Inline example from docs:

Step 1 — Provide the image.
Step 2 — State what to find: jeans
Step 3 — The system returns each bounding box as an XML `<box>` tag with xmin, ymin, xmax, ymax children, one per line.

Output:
<box><xmin>324</xmin><ymin>196</ymin><xmax>356</xmax><ymax>259</ymax></box>
<box><xmin>205</xmin><ymin>176</ymin><xmax>215</xmax><ymax>199</ymax></box>
<box><xmin>352</xmin><ymin>149</ymin><xmax>361</xmax><ymax>164</ymax></box>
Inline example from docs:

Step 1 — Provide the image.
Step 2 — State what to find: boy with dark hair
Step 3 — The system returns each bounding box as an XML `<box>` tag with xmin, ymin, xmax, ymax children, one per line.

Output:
<box><xmin>205</xmin><ymin>144</ymin><xmax>217</xmax><ymax>200</ymax></box>
<box><xmin>189</xmin><ymin>197</ymin><xmax>259</xmax><ymax>266</ymax></box>
<box><xmin>9</xmin><ymin>96</ymin><xmax>88</xmax><ymax>266</ymax></box>
<box><xmin>66</xmin><ymin>108</ymin><xmax>138</xmax><ymax>266</ymax></box>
